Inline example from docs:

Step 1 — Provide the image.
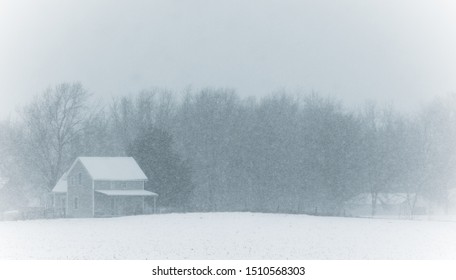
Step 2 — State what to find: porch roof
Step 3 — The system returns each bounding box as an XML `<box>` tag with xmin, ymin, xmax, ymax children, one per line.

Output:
<box><xmin>52</xmin><ymin>173</ymin><xmax>67</xmax><ymax>193</ymax></box>
<box><xmin>95</xmin><ymin>190</ymin><xmax>158</xmax><ymax>196</ymax></box>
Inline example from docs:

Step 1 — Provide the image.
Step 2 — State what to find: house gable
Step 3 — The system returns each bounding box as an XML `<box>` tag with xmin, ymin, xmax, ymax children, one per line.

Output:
<box><xmin>66</xmin><ymin>159</ymin><xmax>94</xmax><ymax>218</ymax></box>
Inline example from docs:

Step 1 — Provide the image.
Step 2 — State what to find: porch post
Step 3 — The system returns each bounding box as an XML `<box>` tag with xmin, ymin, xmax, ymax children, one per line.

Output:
<box><xmin>153</xmin><ymin>196</ymin><xmax>156</xmax><ymax>214</ymax></box>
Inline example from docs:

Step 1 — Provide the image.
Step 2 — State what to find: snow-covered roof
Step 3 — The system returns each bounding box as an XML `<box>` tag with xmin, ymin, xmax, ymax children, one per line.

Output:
<box><xmin>75</xmin><ymin>157</ymin><xmax>148</xmax><ymax>181</ymax></box>
<box><xmin>95</xmin><ymin>190</ymin><xmax>157</xmax><ymax>196</ymax></box>
<box><xmin>52</xmin><ymin>172</ymin><xmax>68</xmax><ymax>193</ymax></box>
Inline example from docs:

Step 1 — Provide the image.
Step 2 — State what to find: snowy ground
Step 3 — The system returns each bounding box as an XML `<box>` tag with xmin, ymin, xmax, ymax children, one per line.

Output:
<box><xmin>1</xmin><ymin>212</ymin><xmax>456</xmax><ymax>259</ymax></box>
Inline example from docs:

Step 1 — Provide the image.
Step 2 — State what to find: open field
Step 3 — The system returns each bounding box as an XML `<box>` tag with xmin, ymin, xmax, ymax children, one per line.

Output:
<box><xmin>1</xmin><ymin>212</ymin><xmax>456</xmax><ymax>259</ymax></box>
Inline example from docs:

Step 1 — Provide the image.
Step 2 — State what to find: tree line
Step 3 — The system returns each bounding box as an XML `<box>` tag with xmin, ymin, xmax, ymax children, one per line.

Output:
<box><xmin>1</xmin><ymin>82</ymin><xmax>456</xmax><ymax>216</ymax></box>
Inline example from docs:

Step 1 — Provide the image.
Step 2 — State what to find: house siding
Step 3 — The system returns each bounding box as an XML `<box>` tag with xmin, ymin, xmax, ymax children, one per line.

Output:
<box><xmin>94</xmin><ymin>192</ymin><xmax>111</xmax><ymax>216</ymax></box>
<box><xmin>53</xmin><ymin>193</ymin><xmax>66</xmax><ymax>208</ymax></box>
<box><xmin>114</xmin><ymin>196</ymin><xmax>143</xmax><ymax>215</ymax></box>
<box><xmin>94</xmin><ymin>181</ymin><xmax>110</xmax><ymax>190</ymax></box>
<box><xmin>94</xmin><ymin>193</ymin><xmax>144</xmax><ymax>216</ymax></box>
<box><xmin>67</xmin><ymin>160</ymin><xmax>94</xmax><ymax>218</ymax></box>
<box><xmin>94</xmin><ymin>180</ymin><xmax>144</xmax><ymax>190</ymax></box>
<box><xmin>93</xmin><ymin>180</ymin><xmax>146</xmax><ymax>216</ymax></box>
<box><xmin>52</xmin><ymin>193</ymin><xmax>67</xmax><ymax>217</ymax></box>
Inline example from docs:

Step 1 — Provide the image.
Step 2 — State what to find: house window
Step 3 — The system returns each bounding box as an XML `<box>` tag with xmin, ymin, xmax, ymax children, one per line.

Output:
<box><xmin>78</xmin><ymin>173</ymin><xmax>82</xmax><ymax>185</ymax></box>
<box><xmin>74</xmin><ymin>197</ymin><xmax>79</xmax><ymax>210</ymax></box>
<box><xmin>121</xmin><ymin>182</ymin><xmax>127</xmax><ymax>189</ymax></box>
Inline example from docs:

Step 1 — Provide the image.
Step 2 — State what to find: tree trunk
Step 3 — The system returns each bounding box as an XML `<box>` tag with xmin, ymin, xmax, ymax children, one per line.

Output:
<box><xmin>371</xmin><ymin>192</ymin><xmax>378</xmax><ymax>217</ymax></box>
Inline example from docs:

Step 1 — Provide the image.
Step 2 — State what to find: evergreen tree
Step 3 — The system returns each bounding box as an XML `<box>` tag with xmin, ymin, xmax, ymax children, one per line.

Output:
<box><xmin>127</xmin><ymin>127</ymin><xmax>194</xmax><ymax>210</ymax></box>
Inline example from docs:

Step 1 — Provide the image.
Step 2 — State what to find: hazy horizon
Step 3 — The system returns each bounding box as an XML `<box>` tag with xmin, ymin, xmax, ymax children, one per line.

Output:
<box><xmin>1</xmin><ymin>0</ymin><xmax>456</xmax><ymax>118</ymax></box>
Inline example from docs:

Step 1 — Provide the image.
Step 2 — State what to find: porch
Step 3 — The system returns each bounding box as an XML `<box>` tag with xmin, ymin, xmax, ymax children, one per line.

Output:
<box><xmin>94</xmin><ymin>190</ymin><xmax>158</xmax><ymax>217</ymax></box>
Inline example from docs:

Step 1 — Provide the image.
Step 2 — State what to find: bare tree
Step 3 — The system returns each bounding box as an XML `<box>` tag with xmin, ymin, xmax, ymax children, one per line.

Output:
<box><xmin>110</xmin><ymin>89</ymin><xmax>177</xmax><ymax>154</ymax></box>
<box><xmin>22</xmin><ymin>82</ymin><xmax>91</xmax><ymax>191</ymax></box>
<box><xmin>407</xmin><ymin>96</ymin><xmax>456</xmax><ymax>216</ymax></box>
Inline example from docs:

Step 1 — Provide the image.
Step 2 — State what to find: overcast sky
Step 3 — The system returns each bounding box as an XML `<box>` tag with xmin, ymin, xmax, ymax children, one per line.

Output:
<box><xmin>1</xmin><ymin>0</ymin><xmax>456</xmax><ymax>118</ymax></box>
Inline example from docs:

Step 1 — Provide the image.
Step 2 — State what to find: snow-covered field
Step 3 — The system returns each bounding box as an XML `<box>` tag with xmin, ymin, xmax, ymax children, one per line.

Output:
<box><xmin>1</xmin><ymin>212</ymin><xmax>456</xmax><ymax>259</ymax></box>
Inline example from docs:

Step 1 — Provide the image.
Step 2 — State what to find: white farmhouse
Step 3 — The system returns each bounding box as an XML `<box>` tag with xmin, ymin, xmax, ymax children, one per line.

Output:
<box><xmin>51</xmin><ymin>157</ymin><xmax>157</xmax><ymax>218</ymax></box>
